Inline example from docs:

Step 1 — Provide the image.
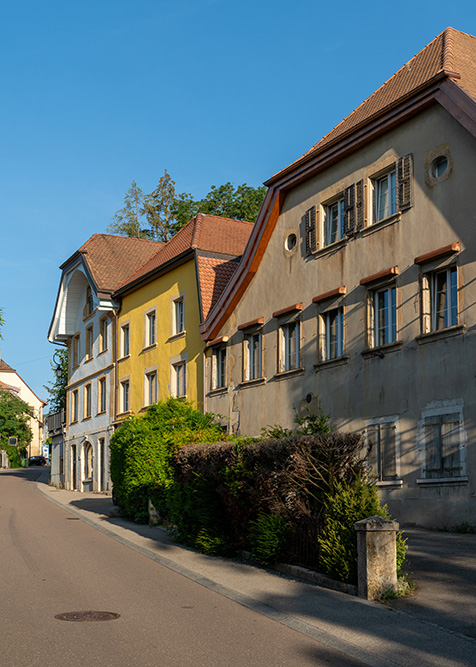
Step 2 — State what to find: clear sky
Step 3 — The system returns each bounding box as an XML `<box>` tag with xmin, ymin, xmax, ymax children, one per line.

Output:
<box><xmin>1</xmin><ymin>0</ymin><xmax>475</xmax><ymax>405</ymax></box>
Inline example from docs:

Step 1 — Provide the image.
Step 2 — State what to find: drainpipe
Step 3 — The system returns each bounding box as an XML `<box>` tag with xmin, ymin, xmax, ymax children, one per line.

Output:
<box><xmin>202</xmin><ymin>347</ymin><xmax>207</xmax><ymax>414</ymax></box>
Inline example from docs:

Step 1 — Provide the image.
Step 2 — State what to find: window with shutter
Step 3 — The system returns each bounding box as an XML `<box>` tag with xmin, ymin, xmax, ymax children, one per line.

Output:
<box><xmin>367</xmin><ymin>421</ymin><xmax>398</xmax><ymax>481</ymax></box>
<box><xmin>304</xmin><ymin>206</ymin><xmax>316</xmax><ymax>255</ymax></box>
<box><xmin>344</xmin><ymin>184</ymin><xmax>355</xmax><ymax>235</ymax></box>
<box><xmin>424</xmin><ymin>413</ymin><xmax>462</xmax><ymax>478</ymax></box>
<box><xmin>397</xmin><ymin>154</ymin><xmax>413</xmax><ymax>211</ymax></box>
<box><xmin>356</xmin><ymin>180</ymin><xmax>364</xmax><ymax>230</ymax></box>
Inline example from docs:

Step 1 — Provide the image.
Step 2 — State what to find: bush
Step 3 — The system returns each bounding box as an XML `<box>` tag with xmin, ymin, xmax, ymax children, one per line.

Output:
<box><xmin>249</xmin><ymin>513</ymin><xmax>289</xmax><ymax>565</ymax></box>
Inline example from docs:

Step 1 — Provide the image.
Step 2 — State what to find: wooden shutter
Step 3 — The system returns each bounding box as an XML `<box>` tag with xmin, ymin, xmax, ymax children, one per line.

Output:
<box><xmin>397</xmin><ymin>154</ymin><xmax>413</xmax><ymax>211</ymax></box>
<box><xmin>380</xmin><ymin>422</ymin><xmax>397</xmax><ymax>480</ymax></box>
<box><xmin>344</xmin><ymin>184</ymin><xmax>355</xmax><ymax>235</ymax></box>
<box><xmin>366</xmin><ymin>425</ymin><xmax>380</xmax><ymax>477</ymax></box>
<box><xmin>441</xmin><ymin>413</ymin><xmax>461</xmax><ymax>477</ymax></box>
<box><xmin>424</xmin><ymin>416</ymin><xmax>441</xmax><ymax>478</ymax></box>
<box><xmin>305</xmin><ymin>206</ymin><xmax>316</xmax><ymax>255</ymax></box>
<box><xmin>356</xmin><ymin>179</ymin><xmax>364</xmax><ymax>231</ymax></box>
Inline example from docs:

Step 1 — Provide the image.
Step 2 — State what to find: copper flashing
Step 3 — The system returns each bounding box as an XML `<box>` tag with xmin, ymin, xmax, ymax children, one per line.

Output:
<box><xmin>414</xmin><ymin>242</ymin><xmax>460</xmax><ymax>265</ymax></box>
<box><xmin>360</xmin><ymin>267</ymin><xmax>399</xmax><ymax>286</ymax></box>
<box><xmin>272</xmin><ymin>303</ymin><xmax>303</xmax><ymax>318</ymax></box>
<box><xmin>205</xmin><ymin>335</ymin><xmax>229</xmax><ymax>348</ymax></box>
<box><xmin>312</xmin><ymin>287</ymin><xmax>346</xmax><ymax>304</ymax></box>
<box><xmin>237</xmin><ymin>317</ymin><xmax>265</xmax><ymax>331</ymax></box>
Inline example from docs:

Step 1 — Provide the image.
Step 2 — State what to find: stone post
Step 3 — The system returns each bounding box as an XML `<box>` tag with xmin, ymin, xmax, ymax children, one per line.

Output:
<box><xmin>354</xmin><ymin>515</ymin><xmax>399</xmax><ymax>600</ymax></box>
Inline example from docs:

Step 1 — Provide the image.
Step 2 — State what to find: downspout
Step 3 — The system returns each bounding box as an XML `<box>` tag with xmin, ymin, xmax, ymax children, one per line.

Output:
<box><xmin>202</xmin><ymin>347</ymin><xmax>207</xmax><ymax>414</ymax></box>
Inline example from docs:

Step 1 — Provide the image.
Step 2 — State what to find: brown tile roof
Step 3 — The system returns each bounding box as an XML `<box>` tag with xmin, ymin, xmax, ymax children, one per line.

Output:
<box><xmin>0</xmin><ymin>380</ymin><xmax>19</xmax><ymax>393</ymax></box>
<box><xmin>271</xmin><ymin>27</ymin><xmax>476</xmax><ymax>181</ymax></box>
<box><xmin>0</xmin><ymin>359</ymin><xmax>15</xmax><ymax>372</ymax></box>
<box><xmin>196</xmin><ymin>255</ymin><xmax>241</xmax><ymax>321</ymax></box>
<box><xmin>62</xmin><ymin>234</ymin><xmax>162</xmax><ymax>293</ymax></box>
<box><xmin>117</xmin><ymin>214</ymin><xmax>253</xmax><ymax>292</ymax></box>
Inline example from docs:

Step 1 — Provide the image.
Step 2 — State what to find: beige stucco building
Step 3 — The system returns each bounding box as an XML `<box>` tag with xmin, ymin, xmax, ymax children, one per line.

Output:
<box><xmin>201</xmin><ymin>28</ymin><xmax>476</xmax><ymax>528</ymax></box>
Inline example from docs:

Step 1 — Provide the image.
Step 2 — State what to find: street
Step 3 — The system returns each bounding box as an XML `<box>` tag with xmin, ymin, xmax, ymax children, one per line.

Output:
<box><xmin>0</xmin><ymin>468</ymin><xmax>363</xmax><ymax>667</ymax></box>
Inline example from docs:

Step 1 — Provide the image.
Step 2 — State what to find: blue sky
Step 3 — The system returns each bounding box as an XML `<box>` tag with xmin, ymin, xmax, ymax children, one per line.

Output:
<box><xmin>1</xmin><ymin>0</ymin><xmax>475</xmax><ymax>404</ymax></box>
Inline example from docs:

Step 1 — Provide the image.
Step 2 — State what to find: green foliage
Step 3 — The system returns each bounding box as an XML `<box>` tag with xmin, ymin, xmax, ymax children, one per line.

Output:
<box><xmin>260</xmin><ymin>423</ymin><xmax>292</xmax><ymax>439</ymax></box>
<box><xmin>396</xmin><ymin>531</ymin><xmax>408</xmax><ymax>574</ymax></box>
<box><xmin>0</xmin><ymin>305</ymin><xmax>4</xmax><ymax>339</ymax></box>
<box><xmin>107</xmin><ymin>180</ymin><xmax>149</xmax><ymax>238</ymax></box>
<box><xmin>294</xmin><ymin>406</ymin><xmax>331</xmax><ymax>435</ymax></box>
<box><xmin>43</xmin><ymin>348</ymin><xmax>68</xmax><ymax>412</ymax></box>
<box><xmin>318</xmin><ymin>475</ymin><xmax>389</xmax><ymax>583</ymax></box>
<box><xmin>249</xmin><ymin>513</ymin><xmax>289</xmax><ymax>565</ymax></box>
<box><xmin>109</xmin><ymin>398</ymin><xmax>227</xmax><ymax>523</ymax></box>
<box><xmin>0</xmin><ymin>390</ymin><xmax>32</xmax><ymax>465</ymax></box>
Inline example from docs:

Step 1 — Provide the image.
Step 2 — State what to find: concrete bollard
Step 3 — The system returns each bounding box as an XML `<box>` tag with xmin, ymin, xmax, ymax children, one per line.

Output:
<box><xmin>354</xmin><ymin>515</ymin><xmax>399</xmax><ymax>600</ymax></box>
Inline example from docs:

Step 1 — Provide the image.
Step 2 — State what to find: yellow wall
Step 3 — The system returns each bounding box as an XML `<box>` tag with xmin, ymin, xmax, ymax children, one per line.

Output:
<box><xmin>116</xmin><ymin>258</ymin><xmax>204</xmax><ymax>417</ymax></box>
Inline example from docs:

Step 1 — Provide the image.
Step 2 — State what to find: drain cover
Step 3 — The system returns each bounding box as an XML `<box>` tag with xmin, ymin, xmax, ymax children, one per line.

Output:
<box><xmin>55</xmin><ymin>611</ymin><xmax>120</xmax><ymax>622</ymax></box>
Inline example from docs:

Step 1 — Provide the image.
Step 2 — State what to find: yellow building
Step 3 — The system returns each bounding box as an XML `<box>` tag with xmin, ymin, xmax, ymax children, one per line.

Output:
<box><xmin>113</xmin><ymin>214</ymin><xmax>253</xmax><ymax>419</ymax></box>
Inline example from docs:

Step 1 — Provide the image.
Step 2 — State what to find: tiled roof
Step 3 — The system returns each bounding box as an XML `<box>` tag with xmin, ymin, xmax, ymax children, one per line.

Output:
<box><xmin>117</xmin><ymin>214</ymin><xmax>253</xmax><ymax>292</ymax></box>
<box><xmin>0</xmin><ymin>380</ymin><xmax>19</xmax><ymax>393</ymax></box>
<box><xmin>65</xmin><ymin>234</ymin><xmax>162</xmax><ymax>293</ymax></box>
<box><xmin>272</xmin><ymin>27</ymin><xmax>476</xmax><ymax>180</ymax></box>
<box><xmin>0</xmin><ymin>359</ymin><xmax>15</xmax><ymax>372</ymax></box>
<box><xmin>196</xmin><ymin>255</ymin><xmax>241</xmax><ymax>321</ymax></box>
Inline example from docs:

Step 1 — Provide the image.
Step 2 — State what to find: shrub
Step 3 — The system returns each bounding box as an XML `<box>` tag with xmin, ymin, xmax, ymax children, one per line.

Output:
<box><xmin>249</xmin><ymin>512</ymin><xmax>289</xmax><ymax>565</ymax></box>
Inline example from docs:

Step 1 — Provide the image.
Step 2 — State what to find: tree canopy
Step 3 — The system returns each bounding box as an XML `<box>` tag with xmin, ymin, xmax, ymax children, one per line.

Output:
<box><xmin>107</xmin><ymin>171</ymin><xmax>267</xmax><ymax>242</ymax></box>
<box><xmin>0</xmin><ymin>390</ymin><xmax>32</xmax><ymax>454</ymax></box>
<box><xmin>43</xmin><ymin>348</ymin><xmax>68</xmax><ymax>413</ymax></box>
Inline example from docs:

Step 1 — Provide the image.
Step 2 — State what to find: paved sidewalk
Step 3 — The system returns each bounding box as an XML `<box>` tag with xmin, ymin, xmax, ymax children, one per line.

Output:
<box><xmin>35</xmin><ymin>473</ymin><xmax>476</xmax><ymax>667</ymax></box>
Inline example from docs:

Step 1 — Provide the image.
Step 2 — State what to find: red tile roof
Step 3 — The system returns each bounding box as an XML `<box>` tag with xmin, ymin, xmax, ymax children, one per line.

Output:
<box><xmin>62</xmin><ymin>234</ymin><xmax>162</xmax><ymax>293</ymax></box>
<box><xmin>271</xmin><ymin>27</ymin><xmax>476</xmax><ymax>181</ymax></box>
<box><xmin>0</xmin><ymin>359</ymin><xmax>15</xmax><ymax>372</ymax></box>
<box><xmin>117</xmin><ymin>214</ymin><xmax>253</xmax><ymax>292</ymax></box>
<box><xmin>196</xmin><ymin>255</ymin><xmax>241</xmax><ymax>321</ymax></box>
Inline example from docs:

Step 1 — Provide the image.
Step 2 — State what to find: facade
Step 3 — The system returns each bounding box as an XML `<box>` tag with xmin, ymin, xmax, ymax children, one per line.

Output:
<box><xmin>201</xmin><ymin>28</ymin><xmax>476</xmax><ymax>528</ymax></box>
<box><xmin>113</xmin><ymin>214</ymin><xmax>253</xmax><ymax>420</ymax></box>
<box><xmin>48</xmin><ymin>234</ymin><xmax>160</xmax><ymax>491</ymax></box>
<box><xmin>0</xmin><ymin>358</ymin><xmax>46</xmax><ymax>457</ymax></box>
<box><xmin>45</xmin><ymin>409</ymin><xmax>66</xmax><ymax>487</ymax></box>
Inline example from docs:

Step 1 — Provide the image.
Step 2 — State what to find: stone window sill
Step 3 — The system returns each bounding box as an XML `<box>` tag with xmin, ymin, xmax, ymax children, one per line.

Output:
<box><xmin>376</xmin><ymin>480</ymin><xmax>403</xmax><ymax>488</ymax></box>
<box><xmin>362</xmin><ymin>341</ymin><xmax>403</xmax><ymax>358</ymax></box>
<box><xmin>207</xmin><ymin>387</ymin><xmax>227</xmax><ymax>397</ymax></box>
<box><xmin>416</xmin><ymin>476</ymin><xmax>468</xmax><ymax>486</ymax></box>
<box><xmin>416</xmin><ymin>324</ymin><xmax>465</xmax><ymax>345</ymax></box>
<box><xmin>118</xmin><ymin>355</ymin><xmax>130</xmax><ymax>362</ymax></box>
<box><xmin>314</xmin><ymin>356</ymin><xmax>349</xmax><ymax>370</ymax></box>
<box><xmin>274</xmin><ymin>367</ymin><xmax>305</xmax><ymax>380</ymax></box>
<box><xmin>239</xmin><ymin>377</ymin><xmax>266</xmax><ymax>388</ymax></box>
<box><xmin>168</xmin><ymin>331</ymin><xmax>186</xmax><ymax>342</ymax></box>
<box><xmin>361</xmin><ymin>211</ymin><xmax>401</xmax><ymax>236</ymax></box>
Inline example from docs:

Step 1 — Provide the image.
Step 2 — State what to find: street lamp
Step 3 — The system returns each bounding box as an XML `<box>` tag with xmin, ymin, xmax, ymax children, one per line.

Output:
<box><xmin>52</xmin><ymin>350</ymin><xmax>64</xmax><ymax>379</ymax></box>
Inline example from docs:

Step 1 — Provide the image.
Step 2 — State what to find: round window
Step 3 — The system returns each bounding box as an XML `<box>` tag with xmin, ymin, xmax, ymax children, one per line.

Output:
<box><xmin>285</xmin><ymin>233</ymin><xmax>297</xmax><ymax>251</ymax></box>
<box><xmin>431</xmin><ymin>156</ymin><xmax>448</xmax><ymax>179</ymax></box>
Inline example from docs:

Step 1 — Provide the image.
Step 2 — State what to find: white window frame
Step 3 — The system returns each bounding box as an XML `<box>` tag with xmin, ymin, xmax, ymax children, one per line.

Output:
<box><xmin>323</xmin><ymin>198</ymin><xmax>345</xmax><ymax>247</ymax></box>
<box><xmin>373</xmin><ymin>170</ymin><xmax>396</xmax><ymax>223</ymax></box>
<box><xmin>320</xmin><ymin>307</ymin><xmax>344</xmax><ymax>361</ymax></box>
<box><xmin>121</xmin><ymin>322</ymin><xmax>130</xmax><ymax>358</ymax></box>
<box><xmin>98</xmin><ymin>376</ymin><xmax>107</xmax><ymax>414</ymax></box>
<box><xmin>211</xmin><ymin>345</ymin><xmax>227</xmax><ymax>390</ymax></box>
<box><xmin>99</xmin><ymin>317</ymin><xmax>108</xmax><ymax>353</ymax></box>
<box><xmin>120</xmin><ymin>378</ymin><xmax>130</xmax><ymax>414</ymax></box>
<box><xmin>428</xmin><ymin>265</ymin><xmax>458</xmax><ymax>332</ymax></box>
<box><xmin>172</xmin><ymin>361</ymin><xmax>186</xmax><ymax>398</ymax></box>
<box><xmin>144</xmin><ymin>368</ymin><xmax>158</xmax><ymax>407</ymax></box>
<box><xmin>243</xmin><ymin>330</ymin><xmax>263</xmax><ymax>381</ymax></box>
<box><xmin>279</xmin><ymin>319</ymin><xmax>300</xmax><ymax>372</ymax></box>
<box><xmin>144</xmin><ymin>308</ymin><xmax>157</xmax><ymax>348</ymax></box>
<box><xmin>171</xmin><ymin>294</ymin><xmax>185</xmax><ymax>336</ymax></box>
<box><xmin>71</xmin><ymin>389</ymin><xmax>79</xmax><ymax>423</ymax></box>
<box><xmin>84</xmin><ymin>383</ymin><xmax>92</xmax><ymax>419</ymax></box>
<box><xmin>370</xmin><ymin>284</ymin><xmax>397</xmax><ymax>347</ymax></box>
<box><xmin>85</xmin><ymin>324</ymin><xmax>94</xmax><ymax>361</ymax></box>
<box><xmin>72</xmin><ymin>334</ymin><xmax>80</xmax><ymax>368</ymax></box>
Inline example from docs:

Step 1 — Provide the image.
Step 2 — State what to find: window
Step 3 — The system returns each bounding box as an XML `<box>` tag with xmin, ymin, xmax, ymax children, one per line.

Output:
<box><xmin>71</xmin><ymin>390</ymin><xmax>78</xmax><ymax>423</ymax></box>
<box><xmin>99</xmin><ymin>318</ymin><xmax>108</xmax><ymax>352</ymax></box>
<box><xmin>120</xmin><ymin>380</ymin><xmax>130</xmax><ymax>413</ymax></box>
<box><xmin>373</xmin><ymin>171</ymin><xmax>396</xmax><ymax>222</ymax></box>
<box><xmin>145</xmin><ymin>310</ymin><xmax>156</xmax><ymax>347</ymax></box>
<box><xmin>324</xmin><ymin>199</ymin><xmax>345</xmax><ymax>246</ymax></box>
<box><xmin>244</xmin><ymin>331</ymin><xmax>262</xmax><ymax>381</ymax></box>
<box><xmin>430</xmin><ymin>266</ymin><xmax>458</xmax><ymax>331</ymax></box>
<box><xmin>371</xmin><ymin>285</ymin><xmax>397</xmax><ymax>347</ymax></box>
<box><xmin>121</xmin><ymin>324</ymin><xmax>130</xmax><ymax>357</ymax></box>
<box><xmin>85</xmin><ymin>325</ymin><xmax>93</xmax><ymax>360</ymax></box>
<box><xmin>280</xmin><ymin>321</ymin><xmax>300</xmax><ymax>372</ymax></box>
<box><xmin>322</xmin><ymin>308</ymin><xmax>344</xmax><ymax>360</ymax></box>
<box><xmin>173</xmin><ymin>362</ymin><xmax>186</xmax><ymax>398</ymax></box>
<box><xmin>212</xmin><ymin>346</ymin><xmax>227</xmax><ymax>389</ymax></box>
<box><xmin>86</xmin><ymin>286</ymin><xmax>93</xmax><ymax>316</ymax></box>
<box><xmin>72</xmin><ymin>334</ymin><xmax>80</xmax><ymax>367</ymax></box>
<box><xmin>367</xmin><ymin>421</ymin><xmax>398</xmax><ymax>481</ymax></box>
<box><xmin>84</xmin><ymin>384</ymin><xmax>92</xmax><ymax>418</ymax></box>
<box><xmin>145</xmin><ymin>371</ymin><xmax>158</xmax><ymax>406</ymax></box>
<box><xmin>98</xmin><ymin>377</ymin><xmax>107</xmax><ymax>413</ymax></box>
<box><xmin>174</xmin><ymin>298</ymin><xmax>185</xmax><ymax>335</ymax></box>
<box><xmin>423</xmin><ymin>413</ymin><xmax>463</xmax><ymax>479</ymax></box>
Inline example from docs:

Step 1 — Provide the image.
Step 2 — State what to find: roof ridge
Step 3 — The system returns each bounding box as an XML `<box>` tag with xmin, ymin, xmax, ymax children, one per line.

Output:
<box><xmin>191</xmin><ymin>213</ymin><xmax>203</xmax><ymax>249</ymax></box>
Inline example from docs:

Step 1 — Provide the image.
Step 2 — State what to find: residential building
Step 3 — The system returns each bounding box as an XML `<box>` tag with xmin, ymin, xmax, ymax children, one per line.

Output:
<box><xmin>113</xmin><ymin>214</ymin><xmax>253</xmax><ymax>420</ymax></box>
<box><xmin>201</xmin><ymin>28</ymin><xmax>476</xmax><ymax>528</ymax></box>
<box><xmin>0</xmin><ymin>357</ymin><xmax>46</xmax><ymax>457</ymax></box>
<box><xmin>48</xmin><ymin>234</ymin><xmax>160</xmax><ymax>492</ymax></box>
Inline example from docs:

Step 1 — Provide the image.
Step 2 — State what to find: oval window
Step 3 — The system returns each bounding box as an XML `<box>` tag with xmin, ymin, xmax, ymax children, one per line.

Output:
<box><xmin>431</xmin><ymin>156</ymin><xmax>448</xmax><ymax>179</ymax></box>
<box><xmin>285</xmin><ymin>233</ymin><xmax>297</xmax><ymax>251</ymax></box>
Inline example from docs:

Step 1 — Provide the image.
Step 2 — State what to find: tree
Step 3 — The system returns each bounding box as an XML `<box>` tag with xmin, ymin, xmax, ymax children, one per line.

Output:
<box><xmin>194</xmin><ymin>182</ymin><xmax>267</xmax><ymax>224</ymax></box>
<box><xmin>107</xmin><ymin>180</ymin><xmax>149</xmax><ymax>238</ymax></box>
<box><xmin>43</xmin><ymin>348</ymin><xmax>68</xmax><ymax>413</ymax></box>
<box><xmin>0</xmin><ymin>306</ymin><xmax>4</xmax><ymax>339</ymax></box>
<box><xmin>0</xmin><ymin>391</ymin><xmax>32</xmax><ymax>465</ymax></box>
<box><xmin>143</xmin><ymin>170</ymin><xmax>188</xmax><ymax>242</ymax></box>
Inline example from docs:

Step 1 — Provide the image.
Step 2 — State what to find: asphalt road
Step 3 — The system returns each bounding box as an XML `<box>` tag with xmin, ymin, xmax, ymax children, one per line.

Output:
<box><xmin>0</xmin><ymin>468</ymin><xmax>364</xmax><ymax>667</ymax></box>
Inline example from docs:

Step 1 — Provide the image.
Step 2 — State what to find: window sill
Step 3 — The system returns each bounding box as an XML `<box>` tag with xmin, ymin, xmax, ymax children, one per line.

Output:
<box><xmin>274</xmin><ymin>367</ymin><xmax>305</xmax><ymax>380</ymax></box>
<box><xmin>416</xmin><ymin>324</ymin><xmax>465</xmax><ymax>345</ymax></box>
<box><xmin>376</xmin><ymin>479</ymin><xmax>403</xmax><ymax>488</ymax></box>
<box><xmin>82</xmin><ymin>416</ymin><xmax>92</xmax><ymax>421</ymax></box>
<box><xmin>118</xmin><ymin>355</ymin><xmax>130</xmax><ymax>362</ymax></box>
<box><xmin>312</xmin><ymin>237</ymin><xmax>347</xmax><ymax>257</ymax></box>
<box><xmin>239</xmin><ymin>377</ymin><xmax>266</xmax><ymax>388</ymax></box>
<box><xmin>168</xmin><ymin>331</ymin><xmax>186</xmax><ymax>342</ymax></box>
<box><xmin>208</xmin><ymin>387</ymin><xmax>227</xmax><ymax>397</ymax></box>
<box><xmin>142</xmin><ymin>343</ymin><xmax>157</xmax><ymax>352</ymax></box>
<box><xmin>314</xmin><ymin>355</ymin><xmax>349</xmax><ymax>370</ymax></box>
<box><xmin>98</xmin><ymin>349</ymin><xmax>108</xmax><ymax>356</ymax></box>
<box><xmin>84</xmin><ymin>357</ymin><xmax>94</xmax><ymax>364</ymax></box>
<box><xmin>70</xmin><ymin>420</ymin><xmax>78</xmax><ymax>425</ymax></box>
<box><xmin>361</xmin><ymin>341</ymin><xmax>403</xmax><ymax>358</ymax></box>
<box><xmin>117</xmin><ymin>410</ymin><xmax>131</xmax><ymax>417</ymax></box>
<box><xmin>416</xmin><ymin>476</ymin><xmax>468</xmax><ymax>486</ymax></box>
<box><xmin>362</xmin><ymin>211</ymin><xmax>401</xmax><ymax>236</ymax></box>
<box><xmin>97</xmin><ymin>410</ymin><xmax>106</xmax><ymax>416</ymax></box>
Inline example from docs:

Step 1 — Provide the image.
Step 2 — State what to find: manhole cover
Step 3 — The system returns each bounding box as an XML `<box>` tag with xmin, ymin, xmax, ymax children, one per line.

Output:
<box><xmin>55</xmin><ymin>611</ymin><xmax>120</xmax><ymax>622</ymax></box>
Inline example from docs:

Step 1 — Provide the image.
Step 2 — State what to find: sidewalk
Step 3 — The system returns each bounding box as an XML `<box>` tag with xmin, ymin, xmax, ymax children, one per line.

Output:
<box><xmin>35</xmin><ymin>474</ymin><xmax>476</xmax><ymax>667</ymax></box>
